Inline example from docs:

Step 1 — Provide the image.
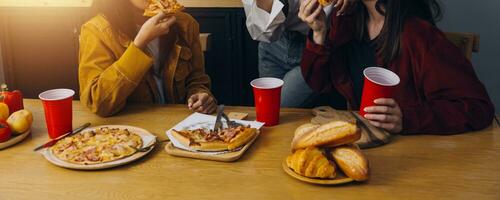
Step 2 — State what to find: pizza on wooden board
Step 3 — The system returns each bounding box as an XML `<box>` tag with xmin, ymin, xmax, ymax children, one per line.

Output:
<box><xmin>171</xmin><ymin>125</ymin><xmax>257</xmax><ymax>152</ymax></box>
<box><xmin>144</xmin><ymin>0</ymin><xmax>184</xmax><ymax>17</ymax></box>
<box><xmin>51</xmin><ymin>127</ymin><xmax>143</xmax><ymax>165</ymax></box>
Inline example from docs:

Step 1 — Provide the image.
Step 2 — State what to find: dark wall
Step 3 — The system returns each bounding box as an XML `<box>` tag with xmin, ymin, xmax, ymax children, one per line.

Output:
<box><xmin>438</xmin><ymin>0</ymin><xmax>500</xmax><ymax>112</ymax></box>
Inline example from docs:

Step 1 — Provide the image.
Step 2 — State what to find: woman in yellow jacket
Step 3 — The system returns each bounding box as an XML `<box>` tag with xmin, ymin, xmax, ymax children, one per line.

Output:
<box><xmin>79</xmin><ymin>0</ymin><xmax>216</xmax><ymax>117</ymax></box>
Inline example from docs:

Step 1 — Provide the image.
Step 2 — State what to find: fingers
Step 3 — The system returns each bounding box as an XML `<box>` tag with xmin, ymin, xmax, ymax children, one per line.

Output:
<box><xmin>307</xmin><ymin>3</ymin><xmax>324</xmax><ymax>22</ymax></box>
<box><xmin>364</xmin><ymin>113</ymin><xmax>399</xmax><ymax>123</ymax></box>
<box><xmin>374</xmin><ymin>98</ymin><xmax>397</xmax><ymax>107</ymax></box>
<box><xmin>158</xmin><ymin>16</ymin><xmax>176</xmax><ymax>32</ymax></box>
<box><xmin>188</xmin><ymin>94</ymin><xmax>198</xmax><ymax>109</ymax></box>
<box><xmin>201</xmin><ymin>101</ymin><xmax>217</xmax><ymax>114</ymax></box>
<box><xmin>304</xmin><ymin>0</ymin><xmax>319</xmax><ymax>18</ymax></box>
<box><xmin>364</xmin><ymin>105</ymin><xmax>394</xmax><ymax>115</ymax></box>
<box><xmin>337</xmin><ymin>0</ymin><xmax>350</xmax><ymax>16</ymax></box>
<box><xmin>189</xmin><ymin>93</ymin><xmax>214</xmax><ymax>113</ymax></box>
<box><xmin>190</xmin><ymin>96</ymin><xmax>206</xmax><ymax>111</ymax></box>
<box><xmin>334</xmin><ymin>0</ymin><xmax>343</xmax><ymax>9</ymax></box>
<box><xmin>299</xmin><ymin>0</ymin><xmax>315</xmax><ymax>19</ymax></box>
<box><xmin>151</xmin><ymin>12</ymin><xmax>167</xmax><ymax>22</ymax></box>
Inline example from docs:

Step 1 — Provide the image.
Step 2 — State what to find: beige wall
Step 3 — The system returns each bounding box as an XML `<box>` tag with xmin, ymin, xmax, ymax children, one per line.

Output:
<box><xmin>0</xmin><ymin>41</ymin><xmax>4</xmax><ymax>84</ymax></box>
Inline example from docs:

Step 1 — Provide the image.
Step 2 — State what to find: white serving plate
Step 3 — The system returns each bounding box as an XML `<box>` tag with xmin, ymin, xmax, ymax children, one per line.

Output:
<box><xmin>41</xmin><ymin>125</ymin><xmax>156</xmax><ymax>170</ymax></box>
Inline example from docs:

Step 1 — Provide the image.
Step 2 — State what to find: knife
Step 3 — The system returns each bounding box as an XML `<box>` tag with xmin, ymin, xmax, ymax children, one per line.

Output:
<box><xmin>33</xmin><ymin>123</ymin><xmax>91</xmax><ymax>152</ymax></box>
<box><xmin>348</xmin><ymin>111</ymin><xmax>385</xmax><ymax>146</ymax></box>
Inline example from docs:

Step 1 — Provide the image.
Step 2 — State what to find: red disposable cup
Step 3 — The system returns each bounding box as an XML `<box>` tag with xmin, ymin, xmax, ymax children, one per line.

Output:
<box><xmin>39</xmin><ymin>89</ymin><xmax>75</xmax><ymax>139</ymax></box>
<box><xmin>359</xmin><ymin>67</ymin><xmax>400</xmax><ymax>117</ymax></box>
<box><xmin>251</xmin><ymin>78</ymin><xmax>284</xmax><ymax>126</ymax></box>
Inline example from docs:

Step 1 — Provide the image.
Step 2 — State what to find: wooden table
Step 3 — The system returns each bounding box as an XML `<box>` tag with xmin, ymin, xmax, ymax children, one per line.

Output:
<box><xmin>1</xmin><ymin>99</ymin><xmax>499</xmax><ymax>200</ymax></box>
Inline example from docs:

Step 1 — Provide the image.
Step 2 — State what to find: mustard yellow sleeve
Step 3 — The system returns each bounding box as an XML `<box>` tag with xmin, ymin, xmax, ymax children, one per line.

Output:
<box><xmin>78</xmin><ymin>23</ymin><xmax>153</xmax><ymax>117</ymax></box>
<box><xmin>185</xmin><ymin>19</ymin><xmax>214</xmax><ymax>100</ymax></box>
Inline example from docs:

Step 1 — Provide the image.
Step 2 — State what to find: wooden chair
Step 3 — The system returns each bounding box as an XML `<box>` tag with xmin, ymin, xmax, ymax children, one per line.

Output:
<box><xmin>444</xmin><ymin>32</ymin><xmax>480</xmax><ymax>61</ymax></box>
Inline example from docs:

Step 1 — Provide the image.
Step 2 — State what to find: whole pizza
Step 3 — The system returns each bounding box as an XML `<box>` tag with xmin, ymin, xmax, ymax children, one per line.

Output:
<box><xmin>51</xmin><ymin>127</ymin><xmax>143</xmax><ymax>165</ymax></box>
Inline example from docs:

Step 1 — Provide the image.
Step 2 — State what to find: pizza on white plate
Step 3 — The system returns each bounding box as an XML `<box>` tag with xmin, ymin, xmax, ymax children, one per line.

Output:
<box><xmin>51</xmin><ymin>127</ymin><xmax>143</xmax><ymax>165</ymax></box>
<box><xmin>171</xmin><ymin>125</ymin><xmax>257</xmax><ymax>152</ymax></box>
<box><xmin>144</xmin><ymin>0</ymin><xmax>184</xmax><ymax>17</ymax></box>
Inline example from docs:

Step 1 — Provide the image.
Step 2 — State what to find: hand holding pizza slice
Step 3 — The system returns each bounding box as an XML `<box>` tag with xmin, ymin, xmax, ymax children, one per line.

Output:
<box><xmin>144</xmin><ymin>0</ymin><xmax>184</xmax><ymax>17</ymax></box>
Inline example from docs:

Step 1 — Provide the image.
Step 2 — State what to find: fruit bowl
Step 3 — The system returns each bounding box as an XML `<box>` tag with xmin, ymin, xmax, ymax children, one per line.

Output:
<box><xmin>0</xmin><ymin>129</ymin><xmax>30</xmax><ymax>150</ymax></box>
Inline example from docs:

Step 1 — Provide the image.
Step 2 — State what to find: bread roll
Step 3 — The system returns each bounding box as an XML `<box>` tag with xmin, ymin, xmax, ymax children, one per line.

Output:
<box><xmin>286</xmin><ymin>147</ymin><xmax>336</xmax><ymax>179</ymax></box>
<box><xmin>331</xmin><ymin>145</ymin><xmax>369</xmax><ymax>181</ymax></box>
<box><xmin>292</xmin><ymin>121</ymin><xmax>361</xmax><ymax>151</ymax></box>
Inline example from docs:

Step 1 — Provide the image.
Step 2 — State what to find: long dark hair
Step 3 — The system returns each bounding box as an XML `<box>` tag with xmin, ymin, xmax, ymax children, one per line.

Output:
<box><xmin>91</xmin><ymin>0</ymin><xmax>137</xmax><ymax>38</ymax></box>
<box><xmin>352</xmin><ymin>0</ymin><xmax>443</xmax><ymax>64</ymax></box>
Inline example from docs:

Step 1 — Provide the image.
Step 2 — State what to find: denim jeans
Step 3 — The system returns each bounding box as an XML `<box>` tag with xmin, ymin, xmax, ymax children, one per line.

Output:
<box><xmin>258</xmin><ymin>31</ymin><xmax>315</xmax><ymax>108</ymax></box>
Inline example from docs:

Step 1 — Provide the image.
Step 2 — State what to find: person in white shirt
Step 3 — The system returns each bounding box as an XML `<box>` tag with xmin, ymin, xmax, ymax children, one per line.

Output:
<box><xmin>242</xmin><ymin>0</ymin><xmax>355</xmax><ymax>107</ymax></box>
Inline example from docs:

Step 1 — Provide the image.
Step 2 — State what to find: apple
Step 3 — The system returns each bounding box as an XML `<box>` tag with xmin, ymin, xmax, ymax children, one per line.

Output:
<box><xmin>0</xmin><ymin>102</ymin><xmax>8</xmax><ymax>120</ymax></box>
<box><xmin>6</xmin><ymin>109</ymin><xmax>33</xmax><ymax>135</ymax></box>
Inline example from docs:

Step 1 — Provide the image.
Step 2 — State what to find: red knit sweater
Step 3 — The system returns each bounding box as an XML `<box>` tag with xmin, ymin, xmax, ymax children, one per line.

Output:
<box><xmin>301</xmin><ymin>14</ymin><xmax>495</xmax><ymax>135</ymax></box>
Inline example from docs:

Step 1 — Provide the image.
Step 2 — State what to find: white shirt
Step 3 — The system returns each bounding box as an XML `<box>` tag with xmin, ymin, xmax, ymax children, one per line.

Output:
<box><xmin>242</xmin><ymin>0</ymin><xmax>333</xmax><ymax>43</ymax></box>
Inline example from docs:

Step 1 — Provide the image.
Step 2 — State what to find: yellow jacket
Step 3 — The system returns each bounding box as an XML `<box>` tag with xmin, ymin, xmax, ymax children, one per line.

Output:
<box><xmin>79</xmin><ymin>12</ymin><xmax>212</xmax><ymax>117</ymax></box>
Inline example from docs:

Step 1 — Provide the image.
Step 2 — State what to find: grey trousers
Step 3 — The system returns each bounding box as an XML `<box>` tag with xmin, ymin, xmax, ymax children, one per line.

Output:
<box><xmin>258</xmin><ymin>31</ymin><xmax>315</xmax><ymax>108</ymax></box>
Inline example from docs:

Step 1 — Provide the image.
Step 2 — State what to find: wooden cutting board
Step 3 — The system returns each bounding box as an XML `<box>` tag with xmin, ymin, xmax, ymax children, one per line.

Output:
<box><xmin>311</xmin><ymin>106</ymin><xmax>392</xmax><ymax>149</ymax></box>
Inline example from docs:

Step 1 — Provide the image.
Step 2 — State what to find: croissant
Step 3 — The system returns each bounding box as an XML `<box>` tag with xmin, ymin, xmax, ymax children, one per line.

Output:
<box><xmin>286</xmin><ymin>147</ymin><xmax>336</xmax><ymax>179</ymax></box>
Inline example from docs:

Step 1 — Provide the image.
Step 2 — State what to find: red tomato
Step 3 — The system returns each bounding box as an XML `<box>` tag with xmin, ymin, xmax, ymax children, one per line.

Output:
<box><xmin>0</xmin><ymin>120</ymin><xmax>12</xmax><ymax>143</ymax></box>
<box><xmin>0</xmin><ymin>84</ymin><xmax>23</xmax><ymax>113</ymax></box>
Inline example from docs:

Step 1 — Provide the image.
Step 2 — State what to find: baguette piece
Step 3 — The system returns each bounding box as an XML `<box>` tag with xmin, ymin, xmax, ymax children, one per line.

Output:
<box><xmin>286</xmin><ymin>147</ymin><xmax>336</xmax><ymax>179</ymax></box>
<box><xmin>292</xmin><ymin>121</ymin><xmax>361</xmax><ymax>151</ymax></box>
<box><xmin>331</xmin><ymin>145</ymin><xmax>370</xmax><ymax>181</ymax></box>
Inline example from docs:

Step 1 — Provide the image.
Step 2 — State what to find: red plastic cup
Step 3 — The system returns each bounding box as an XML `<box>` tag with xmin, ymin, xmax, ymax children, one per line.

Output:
<box><xmin>359</xmin><ymin>67</ymin><xmax>400</xmax><ymax>117</ymax></box>
<box><xmin>39</xmin><ymin>89</ymin><xmax>75</xmax><ymax>139</ymax></box>
<box><xmin>251</xmin><ymin>78</ymin><xmax>284</xmax><ymax>126</ymax></box>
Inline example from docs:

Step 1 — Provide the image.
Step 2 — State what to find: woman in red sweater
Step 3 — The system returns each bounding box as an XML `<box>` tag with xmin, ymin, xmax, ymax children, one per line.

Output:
<box><xmin>298</xmin><ymin>0</ymin><xmax>495</xmax><ymax>134</ymax></box>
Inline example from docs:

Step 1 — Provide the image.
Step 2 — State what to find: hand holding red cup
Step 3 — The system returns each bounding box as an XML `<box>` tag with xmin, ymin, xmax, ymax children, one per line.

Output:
<box><xmin>359</xmin><ymin>67</ymin><xmax>403</xmax><ymax>133</ymax></box>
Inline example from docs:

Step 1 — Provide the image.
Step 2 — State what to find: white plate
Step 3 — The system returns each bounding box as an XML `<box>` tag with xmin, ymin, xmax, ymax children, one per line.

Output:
<box><xmin>0</xmin><ymin>130</ymin><xmax>31</xmax><ymax>150</ymax></box>
<box><xmin>41</xmin><ymin>125</ymin><xmax>156</xmax><ymax>170</ymax></box>
<box><xmin>166</xmin><ymin>113</ymin><xmax>265</xmax><ymax>154</ymax></box>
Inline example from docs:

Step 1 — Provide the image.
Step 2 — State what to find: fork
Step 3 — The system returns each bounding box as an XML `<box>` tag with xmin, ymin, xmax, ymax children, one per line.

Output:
<box><xmin>131</xmin><ymin>142</ymin><xmax>156</xmax><ymax>152</ymax></box>
<box><xmin>221</xmin><ymin>112</ymin><xmax>244</xmax><ymax>128</ymax></box>
<box><xmin>213</xmin><ymin>105</ymin><xmax>225</xmax><ymax>131</ymax></box>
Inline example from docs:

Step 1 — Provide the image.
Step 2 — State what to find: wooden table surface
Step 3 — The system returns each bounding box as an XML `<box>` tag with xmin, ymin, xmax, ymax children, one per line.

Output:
<box><xmin>1</xmin><ymin>99</ymin><xmax>499</xmax><ymax>200</ymax></box>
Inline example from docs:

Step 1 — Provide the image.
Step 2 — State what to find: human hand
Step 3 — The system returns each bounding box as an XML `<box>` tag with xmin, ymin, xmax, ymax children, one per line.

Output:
<box><xmin>134</xmin><ymin>12</ymin><xmax>176</xmax><ymax>50</ymax></box>
<box><xmin>188</xmin><ymin>93</ymin><xmax>217</xmax><ymax>114</ymax></box>
<box><xmin>363</xmin><ymin>98</ymin><xmax>403</xmax><ymax>134</ymax></box>
<box><xmin>299</xmin><ymin>0</ymin><xmax>328</xmax><ymax>45</ymax></box>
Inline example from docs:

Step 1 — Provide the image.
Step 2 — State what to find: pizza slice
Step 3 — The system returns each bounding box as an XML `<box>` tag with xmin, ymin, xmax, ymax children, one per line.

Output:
<box><xmin>318</xmin><ymin>0</ymin><xmax>334</xmax><ymax>6</ymax></box>
<box><xmin>171</xmin><ymin>126</ymin><xmax>257</xmax><ymax>152</ymax></box>
<box><xmin>144</xmin><ymin>0</ymin><xmax>184</xmax><ymax>17</ymax></box>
